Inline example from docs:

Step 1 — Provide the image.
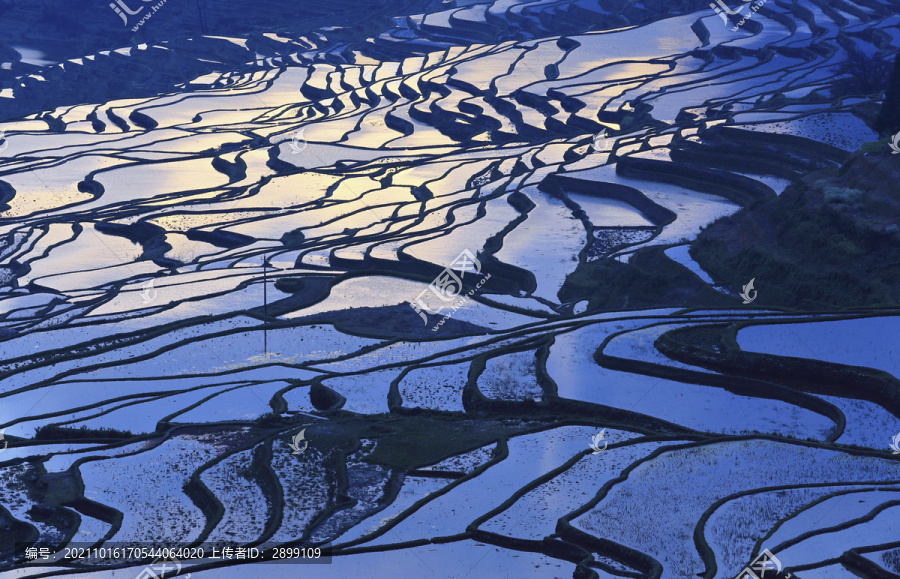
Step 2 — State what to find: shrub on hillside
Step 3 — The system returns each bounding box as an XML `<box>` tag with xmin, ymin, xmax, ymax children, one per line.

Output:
<box><xmin>34</xmin><ymin>424</ymin><xmax>133</xmax><ymax>440</ymax></box>
<box><xmin>833</xmin><ymin>47</ymin><xmax>890</xmax><ymax>95</ymax></box>
<box><xmin>814</xmin><ymin>181</ymin><xmax>863</xmax><ymax>206</ymax></box>
<box><xmin>875</xmin><ymin>53</ymin><xmax>900</xmax><ymax>136</ymax></box>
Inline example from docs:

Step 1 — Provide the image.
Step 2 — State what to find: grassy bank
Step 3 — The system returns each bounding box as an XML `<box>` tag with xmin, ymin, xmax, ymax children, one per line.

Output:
<box><xmin>690</xmin><ymin>147</ymin><xmax>900</xmax><ymax>309</ymax></box>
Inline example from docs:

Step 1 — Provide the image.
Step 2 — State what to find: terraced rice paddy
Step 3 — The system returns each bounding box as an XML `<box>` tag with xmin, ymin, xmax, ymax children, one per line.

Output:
<box><xmin>1</xmin><ymin>0</ymin><xmax>899</xmax><ymax>577</ymax></box>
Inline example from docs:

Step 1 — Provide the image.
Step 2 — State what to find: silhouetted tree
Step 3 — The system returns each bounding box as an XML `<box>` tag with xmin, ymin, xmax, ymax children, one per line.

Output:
<box><xmin>834</xmin><ymin>46</ymin><xmax>889</xmax><ymax>95</ymax></box>
<box><xmin>875</xmin><ymin>53</ymin><xmax>900</xmax><ymax>136</ymax></box>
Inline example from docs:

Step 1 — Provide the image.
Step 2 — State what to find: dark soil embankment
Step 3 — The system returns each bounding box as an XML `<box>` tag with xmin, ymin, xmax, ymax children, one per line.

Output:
<box><xmin>656</xmin><ymin>324</ymin><xmax>900</xmax><ymax>419</ymax></box>
<box><xmin>560</xmin><ymin>245</ymin><xmax>734</xmax><ymax>312</ymax></box>
<box><xmin>691</xmin><ymin>150</ymin><xmax>900</xmax><ymax>309</ymax></box>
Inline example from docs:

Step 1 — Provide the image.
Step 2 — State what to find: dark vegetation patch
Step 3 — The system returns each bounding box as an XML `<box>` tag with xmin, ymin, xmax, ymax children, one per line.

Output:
<box><xmin>309</xmin><ymin>382</ymin><xmax>346</xmax><ymax>411</ymax></box>
<box><xmin>76</xmin><ymin>178</ymin><xmax>105</xmax><ymax>197</ymax></box>
<box><xmin>832</xmin><ymin>45</ymin><xmax>891</xmax><ymax>98</ymax></box>
<box><xmin>883</xmin><ymin>548</ymin><xmax>900</xmax><ymax>574</ymax></box>
<box><xmin>358</xmin><ymin>415</ymin><xmax>531</xmax><ymax>471</ymax></box>
<box><xmin>128</xmin><ymin>110</ymin><xmax>158</xmax><ymax>130</ymax></box>
<box><xmin>0</xmin><ymin>508</ymin><xmax>37</xmax><ymax>558</ymax></box>
<box><xmin>587</xmin><ymin>227</ymin><xmax>657</xmax><ymax>261</ymax></box>
<box><xmin>273</xmin><ymin>275</ymin><xmax>335</xmax><ymax>298</ymax></box>
<box><xmin>34</xmin><ymin>424</ymin><xmax>134</xmax><ymax>441</ymax></box>
<box><xmin>256</xmin><ymin>411</ymin><xmax>543</xmax><ymax>472</ymax></box>
<box><xmin>20</xmin><ymin>466</ymin><xmax>84</xmax><ymax>525</ymax></box>
<box><xmin>95</xmin><ymin>220</ymin><xmax>171</xmax><ymax>264</ymax></box>
<box><xmin>185</xmin><ymin>228</ymin><xmax>254</xmax><ymax>249</ymax></box>
<box><xmin>211</xmin><ymin>155</ymin><xmax>248</xmax><ymax>182</ymax></box>
<box><xmin>293</xmin><ymin>303</ymin><xmax>491</xmax><ymax>340</ymax></box>
<box><xmin>690</xmin><ymin>152</ymin><xmax>900</xmax><ymax>309</ymax></box>
<box><xmin>254</xmin><ymin>411</ymin><xmax>287</xmax><ymax>429</ymax></box>
<box><xmin>875</xmin><ymin>53</ymin><xmax>900</xmax><ymax>135</ymax></box>
<box><xmin>280</xmin><ymin>228</ymin><xmax>306</xmax><ymax>247</ymax></box>
<box><xmin>559</xmin><ymin>245</ymin><xmax>734</xmax><ymax>312</ymax></box>
<box><xmin>0</xmin><ymin>179</ymin><xmax>15</xmax><ymax>212</ymax></box>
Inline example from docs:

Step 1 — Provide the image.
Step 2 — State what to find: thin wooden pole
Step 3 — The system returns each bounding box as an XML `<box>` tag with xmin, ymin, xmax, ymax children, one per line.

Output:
<box><xmin>263</xmin><ymin>254</ymin><xmax>268</xmax><ymax>358</ymax></box>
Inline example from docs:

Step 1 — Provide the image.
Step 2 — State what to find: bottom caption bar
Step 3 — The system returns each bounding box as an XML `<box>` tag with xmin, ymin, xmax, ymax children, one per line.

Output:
<box><xmin>12</xmin><ymin>543</ymin><xmax>333</xmax><ymax>566</ymax></box>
